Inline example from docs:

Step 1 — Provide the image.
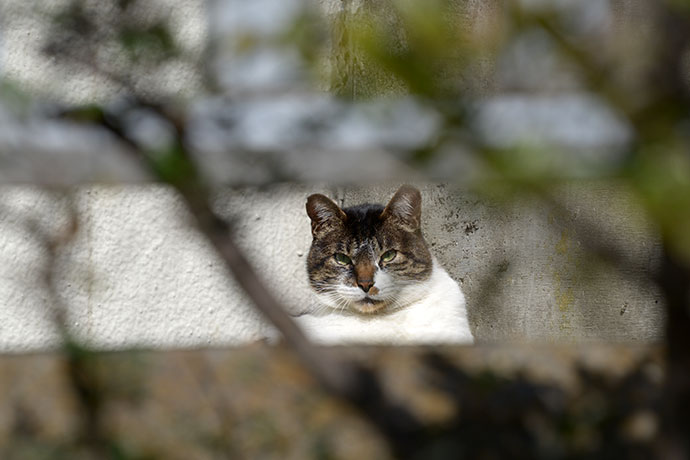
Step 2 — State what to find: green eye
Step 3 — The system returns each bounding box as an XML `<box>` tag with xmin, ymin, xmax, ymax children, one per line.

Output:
<box><xmin>380</xmin><ymin>250</ymin><xmax>397</xmax><ymax>263</ymax></box>
<box><xmin>334</xmin><ymin>253</ymin><xmax>352</xmax><ymax>265</ymax></box>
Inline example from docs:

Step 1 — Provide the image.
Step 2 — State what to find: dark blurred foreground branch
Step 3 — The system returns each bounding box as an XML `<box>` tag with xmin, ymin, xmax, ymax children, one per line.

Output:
<box><xmin>61</xmin><ymin>97</ymin><xmax>427</xmax><ymax>456</ymax></box>
<box><xmin>40</xmin><ymin>6</ymin><xmax>431</xmax><ymax>448</ymax></box>
<box><xmin>181</xmin><ymin>190</ymin><xmax>425</xmax><ymax>455</ymax></box>
<box><xmin>26</xmin><ymin>1</ymin><xmax>690</xmax><ymax>457</ymax></box>
<box><xmin>532</xmin><ymin>5</ymin><xmax>690</xmax><ymax>457</ymax></box>
<box><xmin>659</xmin><ymin>249</ymin><xmax>690</xmax><ymax>458</ymax></box>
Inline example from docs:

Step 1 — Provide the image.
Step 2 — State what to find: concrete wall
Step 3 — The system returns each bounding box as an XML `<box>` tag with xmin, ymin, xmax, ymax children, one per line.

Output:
<box><xmin>342</xmin><ymin>184</ymin><xmax>662</xmax><ymax>343</ymax></box>
<box><xmin>0</xmin><ymin>0</ymin><xmax>665</xmax><ymax>350</ymax></box>
<box><xmin>0</xmin><ymin>183</ymin><xmax>663</xmax><ymax>351</ymax></box>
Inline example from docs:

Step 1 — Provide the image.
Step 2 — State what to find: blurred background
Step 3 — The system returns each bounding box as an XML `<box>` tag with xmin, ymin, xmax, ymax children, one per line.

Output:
<box><xmin>0</xmin><ymin>0</ymin><xmax>689</xmax><ymax>458</ymax></box>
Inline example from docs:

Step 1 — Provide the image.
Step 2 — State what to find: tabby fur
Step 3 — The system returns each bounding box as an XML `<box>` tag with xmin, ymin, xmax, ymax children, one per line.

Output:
<box><xmin>297</xmin><ymin>185</ymin><xmax>474</xmax><ymax>345</ymax></box>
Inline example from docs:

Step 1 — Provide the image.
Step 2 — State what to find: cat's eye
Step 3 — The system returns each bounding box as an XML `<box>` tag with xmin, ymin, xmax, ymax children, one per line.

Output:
<box><xmin>334</xmin><ymin>253</ymin><xmax>352</xmax><ymax>265</ymax></box>
<box><xmin>380</xmin><ymin>250</ymin><xmax>397</xmax><ymax>263</ymax></box>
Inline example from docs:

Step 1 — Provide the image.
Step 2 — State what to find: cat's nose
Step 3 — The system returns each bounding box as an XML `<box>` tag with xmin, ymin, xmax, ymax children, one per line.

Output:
<box><xmin>357</xmin><ymin>280</ymin><xmax>374</xmax><ymax>293</ymax></box>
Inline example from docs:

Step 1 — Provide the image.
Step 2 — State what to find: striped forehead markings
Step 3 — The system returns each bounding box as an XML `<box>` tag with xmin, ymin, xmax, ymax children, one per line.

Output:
<box><xmin>354</xmin><ymin>240</ymin><xmax>379</xmax><ymax>259</ymax></box>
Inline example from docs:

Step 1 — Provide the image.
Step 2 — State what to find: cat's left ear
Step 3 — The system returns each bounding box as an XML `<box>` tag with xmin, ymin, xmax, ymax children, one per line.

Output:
<box><xmin>381</xmin><ymin>185</ymin><xmax>422</xmax><ymax>232</ymax></box>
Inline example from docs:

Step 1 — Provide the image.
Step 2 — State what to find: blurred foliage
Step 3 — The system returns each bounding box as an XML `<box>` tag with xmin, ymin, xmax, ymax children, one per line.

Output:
<box><xmin>333</xmin><ymin>0</ymin><xmax>690</xmax><ymax>265</ymax></box>
<box><xmin>43</xmin><ymin>0</ymin><xmax>187</xmax><ymax>100</ymax></box>
<box><xmin>37</xmin><ymin>0</ymin><xmax>690</xmax><ymax>262</ymax></box>
<box><xmin>118</xmin><ymin>23</ymin><xmax>176</xmax><ymax>64</ymax></box>
<box><xmin>0</xmin><ymin>347</ymin><xmax>663</xmax><ymax>460</ymax></box>
<box><xmin>3</xmin><ymin>0</ymin><xmax>689</xmax><ymax>458</ymax></box>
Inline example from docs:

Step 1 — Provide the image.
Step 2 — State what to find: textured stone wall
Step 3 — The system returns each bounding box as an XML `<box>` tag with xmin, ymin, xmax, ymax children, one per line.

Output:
<box><xmin>342</xmin><ymin>183</ymin><xmax>663</xmax><ymax>343</ymax></box>
<box><xmin>0</xmin><ymin>183</ymin><xmax>663</xmax><ymax>350</ymax></box>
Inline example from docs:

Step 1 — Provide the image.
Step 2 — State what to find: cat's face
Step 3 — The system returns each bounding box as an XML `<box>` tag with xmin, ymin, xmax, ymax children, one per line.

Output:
<box><xmin>306</xmin><ymin>185</ymin><xmax>432</xmax><ymax>314</ymax></box>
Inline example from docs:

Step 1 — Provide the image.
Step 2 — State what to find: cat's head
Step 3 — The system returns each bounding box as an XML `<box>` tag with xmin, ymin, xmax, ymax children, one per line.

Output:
<box><xmin>306</xmin><ymin>185</ymin><xmax>433</xmax><ymax>314</ymax></box>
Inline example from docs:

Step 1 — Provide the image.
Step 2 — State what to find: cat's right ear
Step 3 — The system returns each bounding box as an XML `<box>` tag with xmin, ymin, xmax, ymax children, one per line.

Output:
<box><xmin>306</xmin><ymin>194</ymin><xmax>346</xmax><ymax>237</ymax></box>
<box><xmin>381</xmin><ymin>184</ymin><xmax>422</xmax><ymax>232</ymax></box>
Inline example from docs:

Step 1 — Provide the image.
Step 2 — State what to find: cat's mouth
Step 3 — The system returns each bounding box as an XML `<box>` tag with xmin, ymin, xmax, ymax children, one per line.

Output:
<box><xmin>355</xmin><ymin>297</ymin><xmax>386</xmax><ymax>314</ymax></box>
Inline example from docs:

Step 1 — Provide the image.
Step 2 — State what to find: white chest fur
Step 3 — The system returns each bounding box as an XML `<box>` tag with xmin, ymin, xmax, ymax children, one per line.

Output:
<box><xmin>296</xmin><ymin>260</ymin><xmax>474</xmax><ymax>345</ymax></box>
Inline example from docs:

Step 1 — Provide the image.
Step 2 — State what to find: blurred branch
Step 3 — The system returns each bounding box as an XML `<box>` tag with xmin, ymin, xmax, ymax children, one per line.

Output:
<box><xmin>659</xmin><ymin>248</ymin><xmax>690</xmax><ymax>458</ymax></box>
<box><xmin>136</xmin><ymin>135</ymin><xmax>427</xmax><ymax>457</ymax></box>
<box><xmin>1</xmin><ymin>192</ymin><xmax>115</xmax><ymax>457</ymax></box>
<box><xmin>0</xmin><ymin>193</ymin><xmax>78</xmax><ymax>342</ymax></box>
<box><xmin>55</xmin><ymin>85</ymin><xmax>428</xmax><ymax>455</ymax></box>
<box><xmin>38</xmin><ymin>4</ymin><xmax>373</xmax><ymax>402</ymax></box>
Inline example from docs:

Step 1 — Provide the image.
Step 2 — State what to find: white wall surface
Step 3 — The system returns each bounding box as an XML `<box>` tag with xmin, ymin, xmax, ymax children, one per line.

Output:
<box><xmin>0</xmin><ymin>185</ymin><xmax>319</xmax><ymax>351</ymax></box>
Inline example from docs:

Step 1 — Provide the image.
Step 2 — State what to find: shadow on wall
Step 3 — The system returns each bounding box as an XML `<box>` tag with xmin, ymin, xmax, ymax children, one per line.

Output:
<box><xmin>340</xmin><ymin>182</ymin><xmax>662</xmax><ymax>343</ymax></box>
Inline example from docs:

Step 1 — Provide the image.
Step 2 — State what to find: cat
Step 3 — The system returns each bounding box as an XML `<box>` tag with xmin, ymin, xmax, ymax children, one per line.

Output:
<box><xmin>295</xmin><ymin>185</ymin><xmax>474</xmax><ymax>345</ymax></box>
